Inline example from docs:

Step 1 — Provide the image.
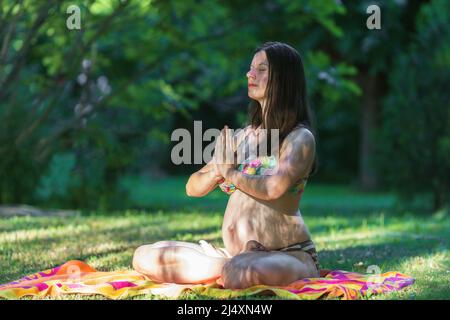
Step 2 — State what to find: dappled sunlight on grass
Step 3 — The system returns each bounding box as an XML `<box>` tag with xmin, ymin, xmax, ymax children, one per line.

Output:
<box><xmin>86</xmin><ymin>251</ymin><xmax>135</xmax><ymax>271</ymax></box>
<box><xmin>0</xmin><ymin>224</ymin><xmax>91</xmax><ymax>244</ymax></box>
<box><xmin>371</xmin><ymin>252</ymin><xmax>450</xmax><ymax>300</ymax></box>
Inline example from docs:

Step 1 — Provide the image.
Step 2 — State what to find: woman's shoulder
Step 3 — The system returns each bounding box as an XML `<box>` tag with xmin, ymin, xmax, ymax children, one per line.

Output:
<box><xmin>286</xmin><ymin>125</ymin><xmax>315</xmax><ymax>144</ymax></box>
<box><xmin>279</xmin><ymin>126</ymin><xmax>315</xmax><ymax>156</ymax></box>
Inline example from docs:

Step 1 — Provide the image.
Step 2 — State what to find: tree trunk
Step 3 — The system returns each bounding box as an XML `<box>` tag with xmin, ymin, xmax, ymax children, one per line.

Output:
<box><xmin>433</xmin><ymin>188</ymin><xmax>444</xmax><ymax>212</ymax></box>
<box><xmin>358</xmin><ymin>73</ymin><xmax>379</xmax><ymax>190</ymax></box>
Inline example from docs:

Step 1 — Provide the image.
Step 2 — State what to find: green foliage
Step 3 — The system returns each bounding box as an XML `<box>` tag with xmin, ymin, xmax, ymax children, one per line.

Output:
<box><xmin>304</xmin><ymin>50</ymin><xmax>361</xmax><ymax>181</ymax></box>
<box><xmin>280</xmin><ymin>0</ymin><xmax>346</xmax><ymax>37</ymax></box>
<box><xmin>35</xmin><ymin>153</ymin><xmax>79</xmax><ymax>201</ymax></box>
<box><xmin>306</xmin><ymin>50</ymin><xmax>361</xmax><ymax>103</ymax></box>
<box><xmin>334</xmin><ymin>1</ymin><xmax>417</xmax><ymax>74</ymax></box>
<box><xmin>376</xmin><ymin>0</ymin><xmax>450</xmax><ymax>209</ymax></box>
<box><xmin>0</xmin><ymin>0</ymin><xmax>359</xmax><ymax>207</ymax></box>
<box><xmin>0</xmin><ymin>0</ymin><xmax>446</xmax><ymax>209</ymax></box>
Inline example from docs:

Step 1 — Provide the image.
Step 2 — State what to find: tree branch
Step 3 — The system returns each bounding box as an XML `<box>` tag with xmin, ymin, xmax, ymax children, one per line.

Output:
<box><xmin>0</xmin><ymin>0</ymin><xmax>24</xmax><ymax>65</ymax></box>
<box><xmin>0</xmin><ymin>0</ymin><xmax>21</xmax><ymax>36</ymax></box>
<box><xmin>14</xmin><ymin>81</ymin><xmax>73</xmax><ymax>147</ymax></box>
<box><xmin>0</xmin><ymin>1</ymin><xmax>57</xmax><ymax>101</ymax></box>
<box><xmin>9</xmin><ymin>0</ymin><xmax>130</xmax><ymax>149</ymax></box>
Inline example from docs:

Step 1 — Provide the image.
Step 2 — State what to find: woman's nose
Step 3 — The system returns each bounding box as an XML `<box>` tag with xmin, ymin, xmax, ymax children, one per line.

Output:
<box><xmin>247</xmin><ymin>70</ymin><xmax>256</xmax><ymax>79</ymax></box>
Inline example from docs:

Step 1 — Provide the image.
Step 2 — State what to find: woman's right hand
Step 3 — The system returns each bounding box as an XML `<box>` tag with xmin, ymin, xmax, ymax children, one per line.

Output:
<box><xmin>214</xmin><ymin>174</ymin><xmax>225</xmax><ymax>185</ymax></box>
<box><xmin>211</xmin><ymin>156</ymin><xmax>225</xmax><ymax>184</ymax></box>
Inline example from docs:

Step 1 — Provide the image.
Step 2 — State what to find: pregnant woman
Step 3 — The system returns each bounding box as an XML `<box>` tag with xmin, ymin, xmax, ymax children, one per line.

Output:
<box><xmin>132</xmin><ymin>42</ymin><xmax>319</xmax><ymax>289</ymax></box>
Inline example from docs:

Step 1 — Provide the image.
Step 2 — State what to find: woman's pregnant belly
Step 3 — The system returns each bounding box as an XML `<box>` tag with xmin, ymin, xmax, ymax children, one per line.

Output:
<box><xmin>221</xmin><ymin>191</ymin><xmax>311</xmax><ymax>256</ymax></box>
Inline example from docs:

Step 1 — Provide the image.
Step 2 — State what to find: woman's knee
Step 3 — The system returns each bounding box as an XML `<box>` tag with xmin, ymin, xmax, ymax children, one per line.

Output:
<box><xmin>132</xmin><ymin>244</ymin><xmax>181</xmax><ymax>280</ymax></box>
<box><xmin>132</xmin><ymin>245</ymin><xmax>152</xmax><ymax>272</ymax></box>
<box><xmin>132</xmin><ymin>241</ymin><xmax>190</xmax><ymax>271</ymax></box>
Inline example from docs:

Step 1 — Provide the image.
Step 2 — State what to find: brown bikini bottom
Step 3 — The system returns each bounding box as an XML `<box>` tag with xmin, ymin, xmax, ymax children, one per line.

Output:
<box><xmin>274</xmin><ymin>240</ymin><xmax>320</xmax><ymax>272</ymax></box>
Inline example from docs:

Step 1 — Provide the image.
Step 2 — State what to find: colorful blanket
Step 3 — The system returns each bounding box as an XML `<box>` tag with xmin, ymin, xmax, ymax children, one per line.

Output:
<box><xmin>0</xmin><ymin>260</ymin><xmax>414</xmax><ymax>300</ymax></box>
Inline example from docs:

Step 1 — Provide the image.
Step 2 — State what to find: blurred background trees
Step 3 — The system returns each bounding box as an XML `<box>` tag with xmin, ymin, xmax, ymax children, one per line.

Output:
<box><xmin>0</xmin><ymin>0</ymin><xmax>448</xmax><ymax>211</ymax></box>
<box><xmin>376</xmin><ymin>0</ymin><xmax>450</xmax><ymax>210</ymax></box>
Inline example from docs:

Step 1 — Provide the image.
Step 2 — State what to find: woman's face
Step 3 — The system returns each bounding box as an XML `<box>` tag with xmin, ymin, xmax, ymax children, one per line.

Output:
<box><xmin>246</xmin><ymin>50</ymin><xmax>269</xmax><ymax>105</ymax></box>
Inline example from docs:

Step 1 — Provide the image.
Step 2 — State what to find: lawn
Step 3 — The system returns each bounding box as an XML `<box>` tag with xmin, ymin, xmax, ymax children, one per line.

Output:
<box><xmin>0</xmin><ymin>176</ymin><xmax>448</xmax><ymax>300</ymax></box>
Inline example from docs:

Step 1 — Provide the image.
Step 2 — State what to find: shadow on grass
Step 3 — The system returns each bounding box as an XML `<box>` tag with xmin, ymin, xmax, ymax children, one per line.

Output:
<box><xmin>0</xmin><ymin>219</ymin><xmax>222</xmax><ymax>245</ymax></box>
<box><xmin>318</xmin><ymin>236</ymin><xmax>447</xmax><ymax>272</ymax></box>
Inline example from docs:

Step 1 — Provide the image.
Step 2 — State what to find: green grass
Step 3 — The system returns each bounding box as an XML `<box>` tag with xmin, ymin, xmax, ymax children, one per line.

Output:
<box><xmin>0</xmin><ymin>176</ymin><xmax>449</xmax><ymax>300</ymax></box>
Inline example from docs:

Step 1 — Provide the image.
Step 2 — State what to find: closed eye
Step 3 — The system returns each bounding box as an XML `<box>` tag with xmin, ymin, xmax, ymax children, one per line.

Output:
<box><xmin>249</xmin><ymin>66</ymin><xmax>268</xmax><ymax>72</ymax></box>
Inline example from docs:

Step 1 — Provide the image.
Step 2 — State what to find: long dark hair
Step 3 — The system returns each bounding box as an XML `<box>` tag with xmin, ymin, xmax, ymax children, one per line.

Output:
<box><xmin>248</xmin><ymin>41</ymin><xmax>317</xmax><ymax>177</ymax></box>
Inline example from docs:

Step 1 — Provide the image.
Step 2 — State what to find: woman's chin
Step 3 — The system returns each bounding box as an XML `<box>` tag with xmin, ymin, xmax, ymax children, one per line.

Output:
<box><xmin>247</xmin><ymin>93</ymin><xmax>259</xmax><ymax>100</ymax></box>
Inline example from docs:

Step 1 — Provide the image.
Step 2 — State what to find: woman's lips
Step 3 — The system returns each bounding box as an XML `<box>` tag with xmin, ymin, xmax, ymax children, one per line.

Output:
<box><xmin>248</xmin><ymin>84</ymin><xmax>257</xmax><ymax>87</ymax></box>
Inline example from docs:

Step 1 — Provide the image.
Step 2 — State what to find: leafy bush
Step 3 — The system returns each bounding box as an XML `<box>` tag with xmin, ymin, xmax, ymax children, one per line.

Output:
<box><xmin>376</xmin><ymin>0</ymin><xmax>450</xmax><ymax>210</ymax></box>
<box><xmin>35</xmin><ymin>153</ymin><xmax>79</xmax><ymax>203</ymax></box>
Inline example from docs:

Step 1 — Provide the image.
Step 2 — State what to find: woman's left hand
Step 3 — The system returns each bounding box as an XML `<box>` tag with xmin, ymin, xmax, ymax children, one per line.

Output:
<box><xmin>213</xmin><ymin>126</ymin><xmax>237</xmax><ymax>179</ymax></box>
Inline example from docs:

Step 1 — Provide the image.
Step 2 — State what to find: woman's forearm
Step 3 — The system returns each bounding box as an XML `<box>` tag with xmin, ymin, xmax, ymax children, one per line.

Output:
<box><xmin>225</xmin><ymin>169</ymin><xmax>286</xmax><ymax>201</ymax></box>
<box><xmin>186</xmin><ymin>169</ymin><xmax>220</xmax><ymax>197</ymax></box>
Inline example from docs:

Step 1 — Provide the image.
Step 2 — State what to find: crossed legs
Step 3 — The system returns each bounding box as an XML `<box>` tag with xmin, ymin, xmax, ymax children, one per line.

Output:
<box><xmin>132</xmin><ymin>240</ymin><xmax>319</xmax><ymax>288</ymax></box>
